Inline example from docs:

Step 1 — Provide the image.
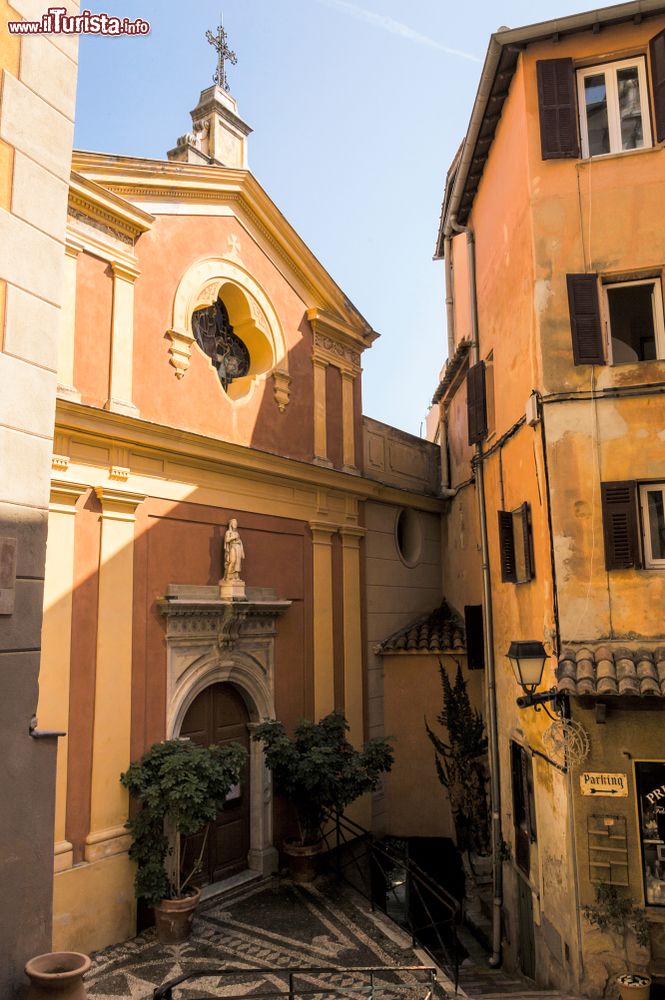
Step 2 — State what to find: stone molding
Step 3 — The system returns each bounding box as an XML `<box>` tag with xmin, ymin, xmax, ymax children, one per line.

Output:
<box><xmin>49</xmin><ymin>480</ymin><xmax>88</xmax><ymax>513</ymax></box>
<box><xmin>159</xmin><ymin>586</ymin><xmax>291</xmax><ymax>878</ymax></box>
<box><xmin>94</xmin><ymin>487</ymin><xmax>145</xmax><ymax>522</ymax></box>
<box><xmin>271</xmin><ymin>368</ymin><xmax>292</xmax><ymax>412</ymax></box>
<box><xmin>167</xmin><ymin>257</ymin><xmax>286</xmax><ymax>390</ymax></box>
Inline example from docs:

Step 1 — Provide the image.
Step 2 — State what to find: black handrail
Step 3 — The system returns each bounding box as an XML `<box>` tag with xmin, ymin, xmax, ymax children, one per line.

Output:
<box><xmin>321</xmin><ymin>809</ymin><xmax>461</xmax><ymax>991</ymax></box>
<box><xmin>153</xmin><ymin>964</ymin><xmax>438</xmax><ymax>1000</ymax></box>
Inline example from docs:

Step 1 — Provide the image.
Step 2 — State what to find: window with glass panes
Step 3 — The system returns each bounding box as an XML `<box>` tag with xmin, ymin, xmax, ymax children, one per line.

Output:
<box><xmin>639</xmin><ymin>484</ymin><xmax>665</xmax><ymax>568</ymax></box>
<box><xmin>577</xmin><ymin>57</ymin><xmax>652</xmax><ymax>157</ymax></box>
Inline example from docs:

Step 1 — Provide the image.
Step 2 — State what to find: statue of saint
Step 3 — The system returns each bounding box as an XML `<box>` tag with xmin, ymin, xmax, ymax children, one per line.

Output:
<box><xmin>223</xmin><ymin>518</ymin><xmax>245</xmax><ymax>582</ymax></box>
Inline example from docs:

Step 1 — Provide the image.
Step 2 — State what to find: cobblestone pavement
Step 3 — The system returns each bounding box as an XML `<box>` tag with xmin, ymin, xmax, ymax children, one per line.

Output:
<box><xmin>85</xmin><ymin>876</ymin><xmax>448</xmax><ymax>1000</ymax></box>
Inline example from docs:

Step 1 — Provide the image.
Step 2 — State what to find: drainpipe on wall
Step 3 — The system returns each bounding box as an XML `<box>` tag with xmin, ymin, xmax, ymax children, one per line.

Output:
<box><xmin>449</xmin><ymin>215</ymin><xmax>503</xmax><ymax>969</ymax></box>
<box><xmin>444</xmin><ymin>235</ymin><xmax>456</xmax><ymax>360</ymax></box>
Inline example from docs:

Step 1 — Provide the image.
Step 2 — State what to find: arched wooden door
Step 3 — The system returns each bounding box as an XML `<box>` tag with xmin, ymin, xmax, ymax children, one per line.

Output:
<box><xmin>179</xmin><ymin>683</ymin><xmax>250</xmax><ymax>886</ymax></box>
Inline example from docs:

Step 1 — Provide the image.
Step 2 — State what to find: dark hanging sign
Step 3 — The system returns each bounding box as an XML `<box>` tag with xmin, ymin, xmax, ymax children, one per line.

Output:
<box><xmin>635</xmin><ymin>760</ymin><xmax>665</xmax><ymax>907</ymax></box>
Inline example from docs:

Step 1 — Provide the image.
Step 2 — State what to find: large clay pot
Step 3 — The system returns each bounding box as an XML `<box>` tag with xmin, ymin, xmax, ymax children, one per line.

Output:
<box><xmin>25</xmin><ymin>952</ymin><xmax>91</xmax><ymax>999</ymax></box>
<box><xmin>616</xmin><ymin>973</ymin><xmax>651</xmax><ymax>1000</ymax></box>
<box><xmin>283</xmin><ymin>840</ymin><xmax>323</xmax><ymax>883</ymax></box>
<box><xmin>154</xmin><ymin>888</ymin><xmax>201</xmax><ymax>945</ymax></box>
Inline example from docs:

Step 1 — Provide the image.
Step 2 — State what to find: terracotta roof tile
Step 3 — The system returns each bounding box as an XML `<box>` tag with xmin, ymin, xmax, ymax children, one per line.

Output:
<box><xmin>556</xmin><ymin>645</ymin><xmax>665</xmax><ymax>698</ymax></box>
<box><xmin>376</xmin><ymin>601</ymin><xmax>466</xmax><ymax>655</ymax></box>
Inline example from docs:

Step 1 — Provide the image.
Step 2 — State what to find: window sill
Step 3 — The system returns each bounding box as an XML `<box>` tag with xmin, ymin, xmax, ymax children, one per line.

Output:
<box><xmin>577</xmin><ymin>142</ymin><xmax>664</xmax><ymax>166</ymax></box>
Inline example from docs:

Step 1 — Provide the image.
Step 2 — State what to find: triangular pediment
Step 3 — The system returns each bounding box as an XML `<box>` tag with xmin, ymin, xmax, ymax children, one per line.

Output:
<box><xmin>70</xmin><ymin>150</ymin><xmax>378</xmax><ymax>352</ymax></box>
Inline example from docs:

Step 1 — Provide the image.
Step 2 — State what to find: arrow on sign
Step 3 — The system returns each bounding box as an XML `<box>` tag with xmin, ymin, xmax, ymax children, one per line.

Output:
<box><xmin>589</xmin><ymin>788</ymin><xmax>622</xmax><ymax>794</ymax></box>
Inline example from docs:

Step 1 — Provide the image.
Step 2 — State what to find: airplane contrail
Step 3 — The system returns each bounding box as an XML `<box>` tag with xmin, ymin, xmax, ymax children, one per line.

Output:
<box><xmin>316</xmin><ymin>0</ymin><xmax>482</xmax><ymax>63</ymax></box>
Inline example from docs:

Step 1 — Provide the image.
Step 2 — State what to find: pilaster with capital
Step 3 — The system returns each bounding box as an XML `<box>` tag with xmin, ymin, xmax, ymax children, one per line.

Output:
<box><xmin>339</xmin><ymin>526</ymin><xmax>366</xmax><ymax>746</ymax></box>
<box><xmin>38</xmin><ymin>481</ymin><xmax>89</xmax><ymax>871</ymax></box>
<box><xmin>105</xmin><ymin>261</ymin><xmax>140</xmax><ymax>417</ymax></box>
<box><xmin>309</xmin><ymin>521</ymin><xmax>336</xmax><ymax>719</ymax></box>
<box><xmin>57</xmin><ymin>241</ymin><xmax>83</xmax><ymax>401</ymax></box>
<box><xmin>85</xmin><ymin>488</ymin><xmax>145</xmax><ymax>863</ymax></box>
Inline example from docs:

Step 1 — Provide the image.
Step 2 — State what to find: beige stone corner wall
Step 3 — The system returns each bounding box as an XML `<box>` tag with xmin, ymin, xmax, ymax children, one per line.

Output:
<box><xmin>382</xmin><ymin>652</ymin><xmax>484</xmax><ymax>840</ymax></box>
<box><xmin>0</xmin><ymin>1</ymin><xmax>79</xmax><ymax>992</ymax></box>
<box><xmin>364</xmin><ymin>500</ymin><xmax>442</xmax><ymax>833</ymax></box>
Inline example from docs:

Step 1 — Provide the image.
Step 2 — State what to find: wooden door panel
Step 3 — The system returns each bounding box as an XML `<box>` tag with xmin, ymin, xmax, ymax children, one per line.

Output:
<box><xmin>179</xmin><ymin>682</ymin><xmax>250</xmax><ymax>887</ymax></box>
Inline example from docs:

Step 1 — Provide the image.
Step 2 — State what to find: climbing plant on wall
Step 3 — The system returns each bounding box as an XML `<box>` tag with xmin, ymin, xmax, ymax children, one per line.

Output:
<box><xmin>425</xmin><ymin>660</ymin><xmax>490</xmax><ymax>856</ymax></box>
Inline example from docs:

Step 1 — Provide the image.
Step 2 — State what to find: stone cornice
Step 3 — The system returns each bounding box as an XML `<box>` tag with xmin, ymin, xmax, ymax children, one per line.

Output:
<box><xmin>55</xmin><ymin>399</ymin><xmax>446</xmax><ymax>515</ymax></box>
<box><xmin>70</xmin><ymin>151</ymin><xmax>379</xmax><ymax>351</ymax></box>
<box><xmin>69</xmin><ymin>172</ymin><xmax>154</xmax><ymax>236</ymax></box>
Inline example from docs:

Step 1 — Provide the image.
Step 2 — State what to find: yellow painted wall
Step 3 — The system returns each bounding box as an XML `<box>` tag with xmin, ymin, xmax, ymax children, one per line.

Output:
<box><xmin>53</xmin><ymin>853</ymin><xmax>136</xmax><ymax>956</ymax></box>
<box><xmin>440</xmin><ymin>15</ymin><xmax>665</xmax><ymax>994</ymax></box>
<box><xmin>383</xmin><ymin>653</ymin><xmax>484</xmax><ymax>840</ymax></box>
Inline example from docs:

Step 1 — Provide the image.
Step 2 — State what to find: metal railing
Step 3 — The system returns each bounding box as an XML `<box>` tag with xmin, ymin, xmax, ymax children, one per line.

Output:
<box><xmin>153</xmin><ymin>964</ymin><xmax>438</xmax><ymax>1000</ymax></box>
<box><xmin>321</xmin><ymin>810</ymin><xmax>462</xmax><ymax>990</ymax></box>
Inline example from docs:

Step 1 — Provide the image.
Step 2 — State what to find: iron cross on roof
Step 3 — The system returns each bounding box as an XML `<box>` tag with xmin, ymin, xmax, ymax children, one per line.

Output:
<box><xmin>206</xmin><ymin>16</ymin><xmax>237</xmax><ymax>92</ymax></box>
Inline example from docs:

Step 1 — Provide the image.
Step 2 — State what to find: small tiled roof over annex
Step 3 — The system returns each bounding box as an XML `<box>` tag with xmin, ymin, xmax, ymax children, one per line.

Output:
<box><xmin>376</xmin><ymin>602</ymin><xmax>465</xmax><ymax>655</ymax></box>
<box><xmin>557</xmin><ymin>645</ymin><xmax>665</xmax><ymax>698</ymax></box>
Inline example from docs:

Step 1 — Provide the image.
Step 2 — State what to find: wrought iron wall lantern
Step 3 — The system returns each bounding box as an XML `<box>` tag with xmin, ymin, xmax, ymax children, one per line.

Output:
<box><xmin>507</xmin><ymin>640</ymin><xmax>563</xmax><ymax>719</ymax></box>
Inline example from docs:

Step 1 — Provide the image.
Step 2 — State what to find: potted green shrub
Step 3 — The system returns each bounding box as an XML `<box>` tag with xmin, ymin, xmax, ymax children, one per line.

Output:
<box><xmin>121</xmin><ymin>738</ymin><xmax>246</xmax><ymax>944</ymax></box>
<box><xmin>253</xmin><ymin>711</ymin><xmax>393</xmax><ymax>882</ymax></box>
<box><xmin>583</xmin><ymin>882</ymin><xmax>651</xmax><ymax>1000</ymax></box>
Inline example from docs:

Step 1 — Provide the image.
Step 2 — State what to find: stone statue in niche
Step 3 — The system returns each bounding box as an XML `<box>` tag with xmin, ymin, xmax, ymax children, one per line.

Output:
<box><xmin>220</xmin><ymin>517</ymin><xmax>247</xmax><ymax>601</ymax></box>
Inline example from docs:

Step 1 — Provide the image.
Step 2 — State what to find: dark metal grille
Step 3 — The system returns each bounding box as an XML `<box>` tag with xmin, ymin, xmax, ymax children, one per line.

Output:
<box><xmin>192</xmin><ymin>299</ymin><xmax>250</xmax><ymax>389</ymax></box>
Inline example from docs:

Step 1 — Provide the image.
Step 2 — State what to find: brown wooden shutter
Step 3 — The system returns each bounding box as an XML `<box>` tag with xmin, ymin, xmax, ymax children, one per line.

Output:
<box><xmin>650</xmin><ymin>28</ymin><xmax>665</xmax><ymax>142</ymax></box>
<box><xmin>519</xmin><ymin>502</ymin><xmax>534</xmax><ymax>582</ymax></box>
<box><xmin>464</xmin><ymin>605</ymin><xmax>485</xmax><ymax>670</ymax></box>
<box><xmin>466</xmin><ymin>361</ymin><xmax>487</xmax><ymax>445</ymax></box>
<box><xmin>498</xmin><ymin>510</ymin><xmax>517</xmax><ymax>582</ymax></box>
<box><xmin>536</xmin><ymin>59</ymin><xmax>580</xmax><ymax>159</ymax></box>
<box><xmin>566</xmin><ymin>274</ymin><xmax>605</xmax><ymax>365</ymax></box>
<box><xmin>601</xmin><ymin>481</ymin><xmax>642</xmax><ymax>570</ymax></box>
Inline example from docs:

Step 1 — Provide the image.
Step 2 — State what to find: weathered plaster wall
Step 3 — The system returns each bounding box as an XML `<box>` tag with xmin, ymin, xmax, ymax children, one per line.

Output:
<box><xmin>0</xmin><ymin>2</ymin><xmax>79</xmax><ymax>994</ymax></box>
<box><xmin>570</xmin><ymin>702</ymin><xmax>665</xmax><ymax>996</ymax></box>
<box><xmin>440</xmin><ymin>55</ymin><xmax>580</xmax><ymax>988</ymax></box>
<box><xmin>382</xmin><ymin>652</ymin><xmax>483</xmax><ymax>840</ymax></box>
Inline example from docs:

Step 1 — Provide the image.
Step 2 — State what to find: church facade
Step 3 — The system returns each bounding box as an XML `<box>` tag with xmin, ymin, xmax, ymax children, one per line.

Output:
<box><xmin>42</xmin><ymin>50</ymin><xmax>444</xmax><ymax>953</ymax></box>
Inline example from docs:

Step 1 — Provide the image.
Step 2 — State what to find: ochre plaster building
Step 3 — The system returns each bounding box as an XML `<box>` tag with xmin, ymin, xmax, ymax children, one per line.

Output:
<box><xmin>0</xmin><ymin>1</ymin><xmax>80</xmax><ymax>995</ymax></box>
<box><xmin>431</xmin><ymin>2</ymin><xmax>665</xmax><ymax>994</ymax></box>
<box><xmin>42</xmin><ymin>73</ymin><xmax>445</xmax><ymax>954</ymax></box>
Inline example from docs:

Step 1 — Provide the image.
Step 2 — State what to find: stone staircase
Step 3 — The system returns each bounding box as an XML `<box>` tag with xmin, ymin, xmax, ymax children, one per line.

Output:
<box><xmin>455</xmin><ymin>879</ymin><xmax>578</xmax><ymax>1000</ymax></box>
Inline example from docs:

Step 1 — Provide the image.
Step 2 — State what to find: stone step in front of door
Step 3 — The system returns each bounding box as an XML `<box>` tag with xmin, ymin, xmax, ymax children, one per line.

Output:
<box><xmin>200</xmin><ymin>868</ymin><xmax>264</xmax><ymax>903</ymax></box>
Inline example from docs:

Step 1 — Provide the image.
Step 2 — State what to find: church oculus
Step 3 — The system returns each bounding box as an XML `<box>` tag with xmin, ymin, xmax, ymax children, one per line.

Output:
<box><xmin>41</xmin><ymin>24</ymin><xmax>446</xmax><ymax>953</ymax></box>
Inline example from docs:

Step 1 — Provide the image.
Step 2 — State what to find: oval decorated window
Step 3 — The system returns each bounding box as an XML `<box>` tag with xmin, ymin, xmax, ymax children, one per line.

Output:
<box><xmin>395</xmin><ymin>508</ymin><xmax>423</xmax><ymax>568</ymax></box>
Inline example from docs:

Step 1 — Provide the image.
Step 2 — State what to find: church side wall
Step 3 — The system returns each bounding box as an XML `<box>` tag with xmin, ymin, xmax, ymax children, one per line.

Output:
<box><xmin>47</xmin><ymin>419</ymin><xmax>370</xmax><ymax>954</ymax></box>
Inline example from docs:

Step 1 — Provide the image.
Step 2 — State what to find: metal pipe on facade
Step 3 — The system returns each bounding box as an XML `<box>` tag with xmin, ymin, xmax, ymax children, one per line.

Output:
<box><xmin>448</xmin><ymin>215</ymin><xmax>503</xmax><ymax>969</ymax></box>
<box><xmin>444</xmin><ymin>236</ymin><xmax>456</xmax><ymax>359</ymax></box>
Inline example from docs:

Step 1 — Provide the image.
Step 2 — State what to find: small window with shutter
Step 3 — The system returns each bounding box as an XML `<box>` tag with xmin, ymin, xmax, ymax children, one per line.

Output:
<box><xmin>567</xmin><ymin>273</ymin><xmax>605</xmax><ymax>365</ymax></box>
<box><xmin>498</xmin><ymin>503</ymin><xmax>535</xmax><ymax>584</ymax></box>
<box><xmin>536</xmin><ymin>58</ymin><xmax>580</xmax><ymax>159</ymax></box>
<box><xmin>601</xmin><ymin>481</ymin><xmax>642</xmax><ymax>570</ymax></box>
<box><xmin>466</xmin><ymin>361</ymin><xmax>487</xmax><ymax>446</ymax></box>
<box><xmin>604</xmin><ymin>278</ymin><xmax>665</xmax><ymax>363</ymax></box>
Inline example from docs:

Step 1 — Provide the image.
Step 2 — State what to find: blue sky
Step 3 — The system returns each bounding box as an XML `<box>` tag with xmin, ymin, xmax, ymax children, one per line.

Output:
<box><xmin>75</xmin><ymin>0</ymin><xmax>600</xmax><ymax>435</ymax></box>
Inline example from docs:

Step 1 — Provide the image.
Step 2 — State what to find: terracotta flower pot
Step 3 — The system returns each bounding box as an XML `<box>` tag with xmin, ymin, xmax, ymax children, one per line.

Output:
<box><xmin>283</xmin><ymin>840</ymin><xmax>323</xmax><ymax>883</ymax></box>
<box><xmin>25</xmin><ymin>951</ymin><xmax>91</xmax><ymax>999</ymax></box>
<box><xmin>616</xmin><ymin>973</ymin><xmax>651</xmax><ymax>1000</ymax></box>
<box><xmin>154</xmin><ymin>888</ymin><xmax>201</xmax><ymax>945</ymax></box>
